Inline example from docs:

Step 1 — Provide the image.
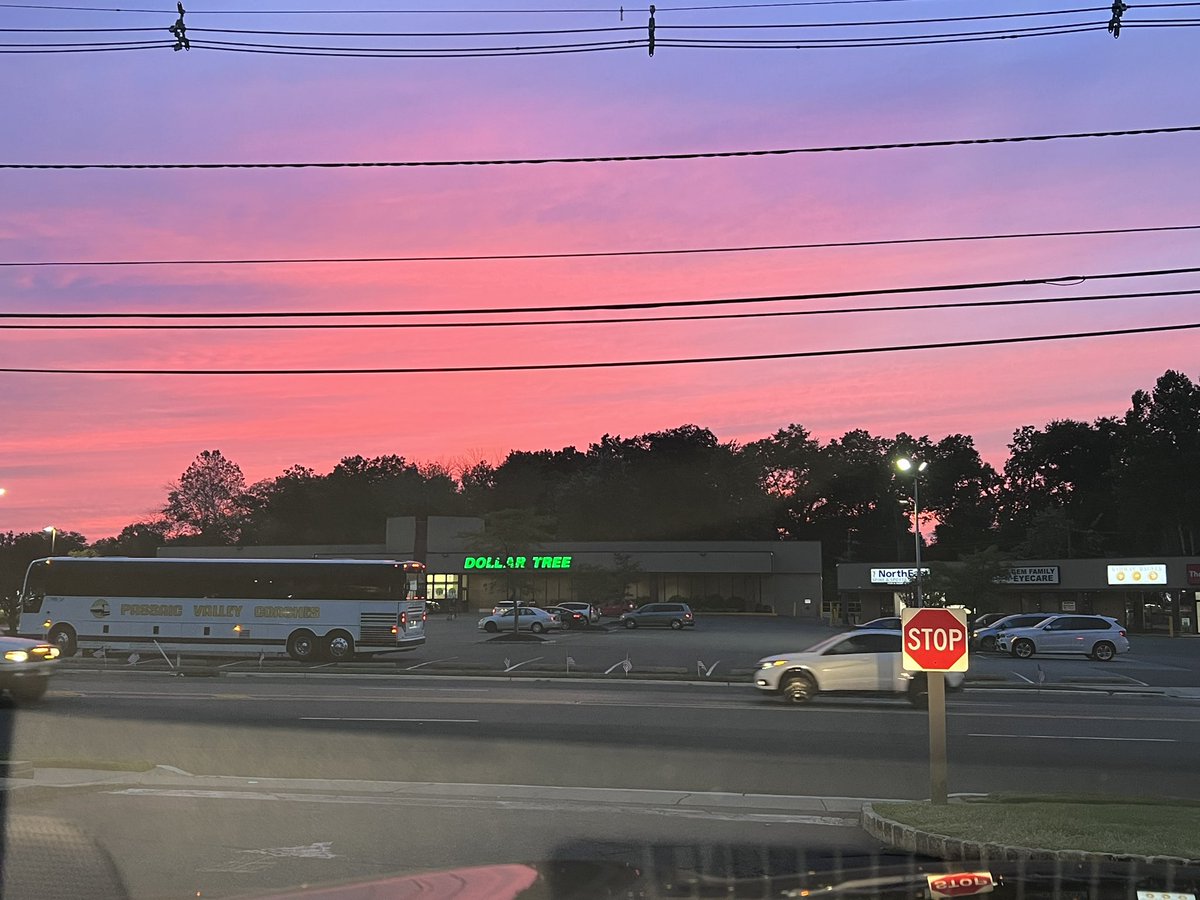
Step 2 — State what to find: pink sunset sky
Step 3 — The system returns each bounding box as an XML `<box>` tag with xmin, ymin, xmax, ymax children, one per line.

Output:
<box><xmin>2</xmin><ymin>1</ymin><xmax>1198</xmax><ymax>540</ymax></box>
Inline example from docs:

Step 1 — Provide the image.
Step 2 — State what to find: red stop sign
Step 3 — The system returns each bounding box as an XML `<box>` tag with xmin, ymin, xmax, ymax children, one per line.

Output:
<box><xmin>902</xmin><ymin>607</ymin><xmax>969</xmax><ymax>672</ymax></box>
<box><xmin>927</xmin><ymin>873</ymin><xmax>995</xmax><ymax>898</ymax></box>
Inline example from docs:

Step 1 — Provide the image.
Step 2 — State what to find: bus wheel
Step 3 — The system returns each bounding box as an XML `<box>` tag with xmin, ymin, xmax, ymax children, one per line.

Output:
<box><xmin>286</xmin><ymin>630</ymin><xmax>319</xmax><ymax>663</ymax></box>
<box><xmin>324</xmin><ymin>631</ymin><xmax>355</xmax><ymax>662</ymax></box>
<box><xmin>47</xmin><ymin>625</ymin><xmax>77</xmax><ymax>658</ymax></box>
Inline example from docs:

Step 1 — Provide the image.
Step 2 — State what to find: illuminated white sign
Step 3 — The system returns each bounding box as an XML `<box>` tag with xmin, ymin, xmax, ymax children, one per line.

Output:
<box><xmin>870</xmin><ymin>567</ymin><xmax>930</xmax><ymax>585</ymax></box>
<box><xmin>1107</xmin><ymin>564</ymin><xmax>1166</xmax><ymax>586</ymax></box>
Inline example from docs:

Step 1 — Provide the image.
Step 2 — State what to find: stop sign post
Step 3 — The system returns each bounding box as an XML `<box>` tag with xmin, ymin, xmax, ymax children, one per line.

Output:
<box><xmin>901</xmin><ymin>607</ymin><xmax>969</xmax><ymax>805</ymax></box>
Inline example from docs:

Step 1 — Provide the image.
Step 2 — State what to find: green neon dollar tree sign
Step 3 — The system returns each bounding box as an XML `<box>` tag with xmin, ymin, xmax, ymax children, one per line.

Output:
<box><xmin>463</xmin><ymin>555</ymin><xmax>573</xmax><ymax>570</ymax></box>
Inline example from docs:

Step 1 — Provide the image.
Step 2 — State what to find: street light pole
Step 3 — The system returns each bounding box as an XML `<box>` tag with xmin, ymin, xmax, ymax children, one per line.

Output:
<box><xmin>895</xmin><ymin>458</ymin><xmax>928</xmax><ymax>608</ymax></box>
<box><xmin>42</xmin><ymin>525</ymin><xmax>57</xmax><ymax>556</ymax></box>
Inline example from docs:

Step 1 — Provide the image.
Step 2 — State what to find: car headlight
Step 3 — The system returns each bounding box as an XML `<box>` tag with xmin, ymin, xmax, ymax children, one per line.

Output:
<box><xmin>760</xmin><ymin>660</ymin><xmax>788</xmax><ymax>669</ymax></box>
<box><xmin>4</xmin><ymin>650</ymin><xmax>29</xmax><ymax>663</ymax></box>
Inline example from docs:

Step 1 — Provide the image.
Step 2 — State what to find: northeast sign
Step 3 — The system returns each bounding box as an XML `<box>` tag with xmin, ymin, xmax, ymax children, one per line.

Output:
<box><xmin>902</xmin><ymin>607</ymin><xmax>969</xmax><ymax>673</ymax></box>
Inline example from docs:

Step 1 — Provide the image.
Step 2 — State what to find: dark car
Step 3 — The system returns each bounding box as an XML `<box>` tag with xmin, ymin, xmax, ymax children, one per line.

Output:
<box><xmin>972</xmin><ymin>613</ymin><xmax>1052</xmax><ymax>651</ymax></box>
<box><xmin>971</xmin><ymin>612</ymin><xmax>1008</xmax><ymax>629</ymax></box>
<box><xmin>546</xmin><ymin>605</ymin><xmax>589</xmax><ymax>628</ymax></box>
<box><xmin>599</xmin><ymin>599</ymin><xmax>636</xmax><ymax>617</ymax></box>
<box><xmin>619</xmin><ymin>602</ymin><xmax>695</xmax><ymax>630</ymax></box>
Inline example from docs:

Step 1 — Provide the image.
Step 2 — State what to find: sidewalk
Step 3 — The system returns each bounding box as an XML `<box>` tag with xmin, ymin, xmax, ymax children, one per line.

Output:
<box><xmin>0</xmin><ymin>763</ymin><xmax>881</xmax><ymax>827</ymax></box>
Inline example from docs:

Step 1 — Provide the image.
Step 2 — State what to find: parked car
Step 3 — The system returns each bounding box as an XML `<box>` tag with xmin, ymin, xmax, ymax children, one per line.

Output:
<box><xmin>995</xmin><ymin>614</ymin><xmax>1129</xmax><ymax>661</ymax></box>
<box><xmin>754</xmin><ymin>629</ymin><xmax>965</xmax><ymax>708</ymax></box>
<box><xmin>0</xmin><ymin>635</ymin><xmax>59</xmax><ymax>703</ymax></box>
<box><xmin>478</xmin><ymin>607</ymin><xmax>561</xmax><ymax>634</ymax></box>
<box><xmin>490</xmin><ymin>600</ymin><xmax>544</xmax><ymax>616</ymax></box>
<box><xmin>546</xmin><ymin>605</ymin><xmax>589</xmax><ymax>629</ymax></box>
<box><xmin>970</xmin><ymin>612</ymin><xmax>1008</xmax><ymax>629</ymax></box>
<box><xmin>599</xmin><ymin>599</ymin><xmax>636</xmax><ymax>617</ymax></box>
<box><xmin>555</xmin><ymin>601</ymin><xmax>600</xmax><ymax>624</ymax></box>
<box><xmin>619</xmin><ymin>603</ymin><xmax>695</xmax><ymax>630</ymax></box>
<box><xmin>972</xmin><ymin>613</ymin><xmax>1052</xmax><ymax>651</ymax></box>
<box><xmin>855</xmin><ymin>616</ymin><xmax>901</xmax><ymax>629</ymax></box>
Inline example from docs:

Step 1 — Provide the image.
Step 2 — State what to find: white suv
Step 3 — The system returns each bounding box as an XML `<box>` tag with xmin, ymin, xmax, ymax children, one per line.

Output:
<box><xmin>755</xmin><ymin>629</ymin><xmax>965</xmax><ymax>708</ymax></box>
<box><xmin>994</xmin><ymin>615</ymin><xmax>1129</xmax><ymax>661</ymax></box>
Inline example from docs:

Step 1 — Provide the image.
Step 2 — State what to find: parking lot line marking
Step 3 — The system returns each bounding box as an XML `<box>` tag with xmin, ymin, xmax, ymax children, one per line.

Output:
<box><xmin>301</xmin><ymin>717</ymin><xmax>479</xmax><ymax>723</ymax></box>
<box><xmin>405</xmin><ymin>657</ymin><xmax>459</xmax><ymax>670</ymax></box>
<box><xmin>1010</xmin><ymin>671</ymin><xmax>1035</xmax><ymax>684</ymax></box>
<box><xmin>503</xmin><ymin>657</ymin><xmax>544</xmax><ymax>672</ymax></box>
<box><xmin>967</xmin><ymin>733</ymin><xmax>1175</xmax><ymax>742</ymax></box>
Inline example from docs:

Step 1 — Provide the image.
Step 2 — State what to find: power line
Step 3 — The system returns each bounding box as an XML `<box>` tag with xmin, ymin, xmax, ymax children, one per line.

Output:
<box><xmin>17</xmin><ymin>5</ymin><xmax>1193</xmax><ymax>35</ymax></box>
<box><xmin>4</xmin><ymin>223</ymin><xmax>1199</xmax><ymax>269</ymax></box>
<box><xmin>4</xmin><ymin>264</ymin><xmax>1199</xmax><ymax>320</ymax></box>
<box><xmin>2</xmin><ymin>124</ymin><xmax>1197</xmax><ymax>169</ymax></box>
<box><xmin>0</xmin><ymin>1</ymin><xmax>961</xmax><ymax>14</ymax></box>
<box><xmin>5</xmin><ymin>287</ymin><xmax>1198</xmax><ymax>331</ymax></box>
<box><xmin>2</xmin><ymin>321</ymin><xmax>1196</xmax><ymax>375</ymax></box>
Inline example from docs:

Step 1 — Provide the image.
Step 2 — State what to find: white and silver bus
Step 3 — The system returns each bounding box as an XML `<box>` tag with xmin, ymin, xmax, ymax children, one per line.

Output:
<box><xmin>18</xmin><ymin>557</ymin><xmax>427</xmax><ymax>663</ymax></box>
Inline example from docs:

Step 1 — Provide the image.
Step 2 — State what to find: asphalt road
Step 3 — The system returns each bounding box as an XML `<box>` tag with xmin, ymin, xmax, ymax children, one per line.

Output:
<box><xmin>3</xmin><ymin>674</ymin><xmax>1199</xmax><ymax>897</ymax></box>
<box><xmin>6</xmin><ymin>673</ymin><xmax>1200</xmax><ymax>794</ymax></box>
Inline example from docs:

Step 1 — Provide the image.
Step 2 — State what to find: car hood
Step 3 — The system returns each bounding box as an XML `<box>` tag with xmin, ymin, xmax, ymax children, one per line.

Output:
<box><xmin>240</xmin><ymin>854</ymin><xmax>1200</xmax><ymax>899</ymax></box>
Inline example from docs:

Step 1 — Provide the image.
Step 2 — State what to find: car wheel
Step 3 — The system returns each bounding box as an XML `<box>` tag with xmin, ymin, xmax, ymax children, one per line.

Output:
<box><xmin>47</xmin><ymin>625</ymin><xmax>77</xmax><ymax>658</ymax></box>
<box><xmin>908</xmin><ymin>676</ymin><xmax>929</xmax><ymax>709</ymax></box>
<box><xmin>782</xmin><ymin>673</ymin><xmax>816</xmax><ymax>704</ymax></box>
<box><xmin>9</xmin><ymin>676</ymin><xmax>49</xmax><ymax>704</ymax></box>
<box><xmin>1091</xmin><ymin>641</ymin><xmax>1116</xmax><ymax>661</ymax></box>
<box><xmin>980</xmin><ymin>636</ymin><xmax>996</xmax><ymax>652</ymax></box>
<box><xmin>324</xmin><ymin>630</ymin><xmax>355</xmax><ymax>662</ymax></box>
<box><xmin>484</xmin><ymin>621</ymin><xmax>498</xmax><ymax>633</ymax></box>
<box><xmin>530</xmin><ymin>622</ymin><xmax>544</xmax><ymax>634</ymax></box>
<box><xmin>669</xmin><ymin>619</ymin><xmax>683</xmax><ymax>630</ymax></box>
<box><xmin>624</xmin><ymin>619</ymin><xmax>637</xmax><ymax>629</ymax></box>
<box><xmin>286</xmin><ymin>630</ymin><xmax>319</xmax><ymax>662</ymax></box>
<box><xmin>1012</xmin><ymin>639</ymin><xmax>1035</xmax><ymax>659</ymax></box>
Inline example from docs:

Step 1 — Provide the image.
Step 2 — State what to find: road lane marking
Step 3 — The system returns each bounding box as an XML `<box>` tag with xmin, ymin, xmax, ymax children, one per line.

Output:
<box><xmin>1010</xmin><ymin>671</ymin><xmax>1034</xmax><ymax>684</ymax></box>
<box><xmin>503</xmin><ymin>657</ymin><xmax>544</xmax><ymax>673</ymax></box>
<box><xmin>360</xmin><ymin>685</ymin><xmax>488</xmax><ymax>692</ymax></box>
<box><xmin>404</xmin><ymin>657</ymin><xmax>459</xmax><ymax>670</ymax></box>
<box><xmin>49</xmin><ymin>689</ymin><xmax>1200</xmax><ymax>722</ymax></box>
<box><xmin>967</xmin><ymin>733</ymin><xmax>1176</xmax><ymax>742</ymax></box>
<box><xmin>301</xmin><ymin>716</ymin><xmax>479</xmax><ymax>723</ymax></box>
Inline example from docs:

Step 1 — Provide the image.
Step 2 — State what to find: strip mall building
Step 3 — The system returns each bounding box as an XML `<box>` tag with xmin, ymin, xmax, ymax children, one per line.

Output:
<box><xmin>161</xmin><ymin>516</ymin><xmax>825</xmax><ymax>616</ymax></box>
<box><xmin>837</xmin><ymin>558</ymin><xmax>1200</xmax><ymax>634</ymax></box>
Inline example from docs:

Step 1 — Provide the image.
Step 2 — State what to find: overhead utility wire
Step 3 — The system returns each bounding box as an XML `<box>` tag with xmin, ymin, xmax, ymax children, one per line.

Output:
<box><xmin>658</xmin><ymin>22</ymin><xmax>1109</xmax><ymax>45</ymax></box>
<box><xmin>183</xmin><ymin>21</ymin><xmax>1112</xmax><ymax>52</ymax></box>
<box><xmin>3</xmin><ymin>124</ymin><xmax>1197</xmax><ymax>170</ymax></box>
<box><xmin>7</xmin><ymin>287</ymin><xmax>1199</xmax><ymax>331</ymax></box>
<box><xmin>0</xmin><ymin>1</ymin><xmax>980</xmax><ymax>15</ymax></box>
<box><xmin>4</xmin><ymin>264</ymin><xmax>1198</xmax><ymax>320</ymax></box>
<box><xmin>16</xmin><ymin>5</ymin><xmax>1194</xmax><ymax>34</ymax></box>
<box><xmin>6</xmin><ymin>223</ymin><xmax>1198</xmax><ymax>269</ymax></box>
<box><xmin>3</xmin><ymin>322</ymin><xmax>1197</xmax><ymax>376</ymax></box>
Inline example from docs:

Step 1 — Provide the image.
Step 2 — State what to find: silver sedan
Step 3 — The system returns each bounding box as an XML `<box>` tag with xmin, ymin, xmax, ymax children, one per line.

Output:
<box><xmin>478</xmin><ymin>607</ymin><xmax>561</xmax><ymax>634</ymax></box>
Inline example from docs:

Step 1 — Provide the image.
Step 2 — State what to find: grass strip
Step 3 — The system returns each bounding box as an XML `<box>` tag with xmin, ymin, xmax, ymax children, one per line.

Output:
<box><xmin>873</xmin><ymin>800</ymin><xmax>1200</xmax><ymax>860</ymax></box>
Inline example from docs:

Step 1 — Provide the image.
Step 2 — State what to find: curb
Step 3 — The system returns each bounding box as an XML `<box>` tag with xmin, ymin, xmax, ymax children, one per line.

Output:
<box><xmin>861</xmin><ymin>803</ymin><xmax>1200</xmax><ymax>866</ymax></box>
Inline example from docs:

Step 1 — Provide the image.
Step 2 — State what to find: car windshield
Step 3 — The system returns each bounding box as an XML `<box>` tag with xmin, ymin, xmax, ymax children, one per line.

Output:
<box><xmin>2</xmin><ymin>7</ymin><xmax>1197</xmax><ymax>897</ymax></box>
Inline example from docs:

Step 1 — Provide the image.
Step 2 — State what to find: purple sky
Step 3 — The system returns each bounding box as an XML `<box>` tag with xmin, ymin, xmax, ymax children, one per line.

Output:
<box><xmin>2</xmin><ymin>1</ymin><xmax>1198</xmax><ymax>539</ymax></box>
